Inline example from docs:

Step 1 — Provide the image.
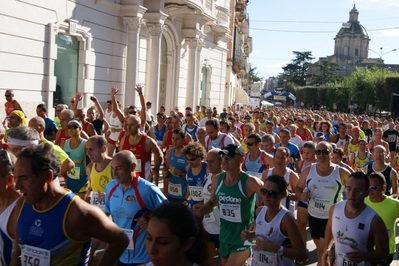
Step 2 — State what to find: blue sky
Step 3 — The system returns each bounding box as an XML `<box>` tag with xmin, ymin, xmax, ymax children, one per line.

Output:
<box><xmin>247</xmin><ymin>0</ymin><xmax>399</xmax><ymax>80</ymax></box>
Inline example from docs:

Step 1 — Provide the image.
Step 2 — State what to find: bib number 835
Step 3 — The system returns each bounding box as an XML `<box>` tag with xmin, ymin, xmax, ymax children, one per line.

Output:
<box><xmin>222</xmin><ymin>208</ymin><xmax>235</xmax><ymax>217</ymax></box>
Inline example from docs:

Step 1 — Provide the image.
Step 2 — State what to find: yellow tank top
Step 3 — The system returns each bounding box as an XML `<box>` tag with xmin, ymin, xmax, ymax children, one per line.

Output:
<box><xmin>347</xmin><ymin>141</ymin><xmax>359</xmax><ymax>156</ymax></box>
<box><xmin>90</xmin><ymin>161</ymin><xmax>112</xmax><ymax>192</ymax></box>
<box><xmin>241</xmin><ymin>139</ymin><xmax>248</xmax><ymax>153</ymax></box>
<box><xmin>353</xmin><ymin>152</ymin><xmax>371</xmax><ymax>168</ymax></box>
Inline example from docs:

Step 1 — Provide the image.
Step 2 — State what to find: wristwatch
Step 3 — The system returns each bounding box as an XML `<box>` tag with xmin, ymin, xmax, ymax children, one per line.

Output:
<box><xmin>277</xmin><ymin>246</ymin><xmax>284</xmax><ymax>256</ymax></box>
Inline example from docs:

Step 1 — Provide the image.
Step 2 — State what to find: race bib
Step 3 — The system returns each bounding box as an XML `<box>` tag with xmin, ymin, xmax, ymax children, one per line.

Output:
<box><xmin>21</xmin><ymin>245</ymin><xmax>50</xmax><ymax>266</ymax></box>
<box><xmin>168</xmin><ymin>183</ymin><xmax>182</xmax><ymax>197</ymax></box>
<box><xmin>68</xmin><ymin>167</ymin><xmax>81</xmax><ymax>180</ymax></box>
<box><xmin>252</xmin><ymin>250</ymin><xmax>277</xmax><ymax>266</ymax></box>
<box><xmin>247</xmin><ymin>171</ymin><xmax>263</xmax><ymax>179</ymax></box>
<box><xmin>219</xmin><ymin>203</ymin><xmax>241</xmax><ymax>223</ymax></box>
<box><xmin>204</xmin><ymin>212</ymin><xmax>216</xmax><ymax>223</ymax></box>
<box><xmin>91</xmin><ymin>192</ymin><xmax>105</xmax><ymax>210</ymax></box>
<box><xmin>135</xmin><ymin>159</ymin><xmax>142</xmax><ymax>172</ymax></box>
<box><xmin>189</xmin><ymin>186</ymin><xmax>203</xmax><ymax>201</ymax></box>
<box><xmin>336</xmin><ymin>253</ymin><xmax>364</xmax><ymax>266</ymax></box>
<box><xmin>310</xmin><ymin>197</ymin><xmax>332</xmax><ymax>212</ymax></box>
<box><xmin>123</xmin><ymin>229</ymin><xmax>134</xmax><ymax>250</ymax></box>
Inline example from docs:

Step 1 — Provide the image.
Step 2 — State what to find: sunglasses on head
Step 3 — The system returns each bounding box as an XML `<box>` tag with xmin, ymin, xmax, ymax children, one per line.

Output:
<box><xmin>260</xmin><ymin>188</ymin><xmax>280</xmax><ymax>198</ymax></box>
<box><xmin>68</xmin><ymin>125</ymin><xmax>80</xmax><ymax>129</ymax></box>
<box><xmin>315</xmin><ymin>149</ymin><xmax>329</xmax><ymax>155</ymax></box>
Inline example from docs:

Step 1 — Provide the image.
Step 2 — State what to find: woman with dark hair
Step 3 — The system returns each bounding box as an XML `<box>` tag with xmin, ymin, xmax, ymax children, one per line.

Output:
<box><xmin>146</xmin><ymin>202</ymin><xmax>209</xmax><ymax>266</ymax></box>
<box><xmin>241</xmin><ymin>175</ymin><xmax>306</xmax><ymax>265</ymax></box>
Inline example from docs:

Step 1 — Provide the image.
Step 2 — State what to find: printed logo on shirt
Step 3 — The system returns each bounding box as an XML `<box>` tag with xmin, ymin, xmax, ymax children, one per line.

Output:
<box><xmin>358</xmin><ymin>223</ymin><xmax>365</xmax><ymax>230</ymax></box>
<box><xmin>29</xmin><ymin>219</ymin><xmax>44</xmax><ymax>237</ymax></box>
<box><xmin>125</xmin><ymin>195</ymin><xmax>136</xmax><ymax>203</ymax></box>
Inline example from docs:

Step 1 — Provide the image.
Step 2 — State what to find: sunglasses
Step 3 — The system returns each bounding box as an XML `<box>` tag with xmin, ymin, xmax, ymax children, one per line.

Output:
<box><xmin>315</xmin><ymin>149</ymin><xmax>330</xmax><ymax>155</ymax></box>
<box><xmin>67</xmin><ymin>125</ymin><xmax>80</xmax><ymax>129</ymax></box>
<box><xmin>369</xmin><ymin>186</ymin><xmax>382</xmax><ymax>190</ymax></box>
<box><xmin>187</xmin><ymin>157</ymin><xmax>198</xmax><ymax>162</ymax></box>
<box><xmin>260</xmin><ymin>188</ymin><xmax>280</xmax><ymax>198</ymax></box>
<box><xmin>222</xmin><ymin>154</ymin><xmax>235</xmax><ymax>160</ymax></box>
<box><xmin>4</xmin><ymin>94</ymin><xmax>12</xmax><ymax>97</ymax></box>
<box><xmin>246</xmin><ymin>142</ymin><xmax>255</xmax><ymax>146</ymax></box>
<box><xmin>56</xmin><ymin>109</ymin><xmax>63</xmax><ymax>112</ymax></box>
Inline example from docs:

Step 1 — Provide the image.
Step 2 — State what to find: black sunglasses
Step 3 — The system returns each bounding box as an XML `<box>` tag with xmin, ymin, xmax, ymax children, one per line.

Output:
<box><xmin>129</xmin><ymin>111</ymin><xmax>137</xmax><ymax>115</ymax></box>
<box><xmin>67</xmin><ymin>125</ymin><xmax>80</xmax><ymax>129</ymax></box>
<box><xmin>369</xmin><ymin>186</ymin><xmax>382</xmax><ymax>190</ymax></box>
<box><xmin>315</xmin><ymin>149</ymin><xmax>330</xmax><ymax>155</ymax></box>
<box><xmin>187</xmin><ymin>157</ymin><xmax>198</xmax><ymax>162</ymax></box>
<box><xmin>246</xmin><ymin>142</ymin><xmax>255</xmax><ymax>146</ymax></box>
<box><xmin>260</xmin><ymin>188</ymin><xmax>280</xmax><ymax>198</ymax></box>
<box><xmin>4</xmin><ymin>94</ymin><xmax>12</xmax><ymax>97</ymax></box>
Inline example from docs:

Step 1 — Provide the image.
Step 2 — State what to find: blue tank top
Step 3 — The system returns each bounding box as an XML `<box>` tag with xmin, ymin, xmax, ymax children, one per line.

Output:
<box><xmin>186</xmin><ymin>162</ymin><xmax>207</xmax><ymax>207</ymax></box>
<box><xmin>64</xmin><ymin>139</ymin><xmax>89</xmax><ymax>193</ymax></box>
<box><xmin>168</xmin><ymin>148</ymin><xmax>188</xmax><ymax>200</ymax></box>
<box><xmin>154</xmin><ymin>124</ymin><xmax>166</xmax><ymax>142</ymax></box>
<box><xmin>244</xmin><ymin>152</ymin><xmax>266</xmax><ymax>174</ymax></box>
<box><xmin>17</xmin><ymin>192</ymin><xmax>91</xmax><ymax>266</ymax></box>
<box><xmin>183</xmin><ymin>124</ymin><xmax>198</xmax><ymax>142</ymax></box>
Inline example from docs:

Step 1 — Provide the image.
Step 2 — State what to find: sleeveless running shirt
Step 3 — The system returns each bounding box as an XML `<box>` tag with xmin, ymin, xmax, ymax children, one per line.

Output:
<box><xmin>0</xmin><ymin>198</ymin><xmax>19</xmax><ymax>266</ymax></box>
<box><xmin>187</xmin><ymin>162</ymin><xmax>207</xmax><ymax>207</ymax></box>
<box><xmin>17</xmin><ymin>192</ymin><xmax>91</xmax><ymax>266</ymax></box>
<box><xmin>167</xmin><ymin>148</ymin><xmax>188</xmax><ymax>200</ymax></box>
<box><xmin>121</xmin><ymin>134</ymin><xmax>152</xmax><ymax>181</ymax></box>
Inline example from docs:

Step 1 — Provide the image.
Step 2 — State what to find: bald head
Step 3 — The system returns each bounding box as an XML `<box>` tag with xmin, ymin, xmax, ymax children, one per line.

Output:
<box><xmin>28</xmin><ymin>116</ymin><xmax>46</xmax><ymax>133</ymax></box>
<box><xmin>113</xmin><ymin>150</ymin><xmax>137</xmax><ymax>166</ymax></box>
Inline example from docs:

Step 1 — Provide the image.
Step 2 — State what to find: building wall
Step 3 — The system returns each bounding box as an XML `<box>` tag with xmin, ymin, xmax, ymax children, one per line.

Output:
<box><xmin>0</xmin><ymin>0</ymin><xmax>232</xmax><ymax>120</ymax></box>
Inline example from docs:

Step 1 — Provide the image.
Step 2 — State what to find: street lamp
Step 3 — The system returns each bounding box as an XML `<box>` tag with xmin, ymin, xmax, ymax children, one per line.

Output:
<box><xmin>368</xmin><ymin>47</ymin><xmax>397</xmax><ymax>59</ymax></box>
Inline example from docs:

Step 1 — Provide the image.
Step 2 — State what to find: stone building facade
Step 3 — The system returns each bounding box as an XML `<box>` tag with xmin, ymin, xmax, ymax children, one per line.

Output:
<box><xmin>0</xmin><ymin>0</ymin><xmax>252</xmax><ymax>118</ymax></box>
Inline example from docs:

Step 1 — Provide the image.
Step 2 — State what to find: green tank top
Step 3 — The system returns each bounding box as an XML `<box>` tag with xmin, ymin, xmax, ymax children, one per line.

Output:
<box><xmin>215</xmin><ymin>171</ymin><xmax>255</xmax><ymax>246</ymax></box>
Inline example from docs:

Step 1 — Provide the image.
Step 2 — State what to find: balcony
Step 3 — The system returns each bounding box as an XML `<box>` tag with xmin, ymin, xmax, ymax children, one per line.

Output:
<box><xmin>214</xmin><ymin>5</ymin><xmax>230</xmax><ymax>32</ymax></box>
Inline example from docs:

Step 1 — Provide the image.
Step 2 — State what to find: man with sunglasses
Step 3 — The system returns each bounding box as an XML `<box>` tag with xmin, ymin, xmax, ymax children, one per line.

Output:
<box><xmin>322</xmin><ymin>172</ymin><xmax>389</xmax><ymax>266</ymax></box>
<box><xmin>295</xmin><ymin>141</ymin><xmax>351</xmax><ymax>263</ymax></box>
<box><xmin>364</xmin><ymin>172</ymin><xmax>399</xmax><ymax>266</ymax></box>
<box><xmin>243</xmin><ymin>133</ymin><xmax>274</xmax><ymax>179</ymax></box>
<box><xmin>194</xmin><ymin>143</ymin><xmax>264</xmax><ymax>266</ymax></box>
<box><xmin>276</xmin><ymin>128</ymin><xmax>301</xmax><ymax>171</ymax></box>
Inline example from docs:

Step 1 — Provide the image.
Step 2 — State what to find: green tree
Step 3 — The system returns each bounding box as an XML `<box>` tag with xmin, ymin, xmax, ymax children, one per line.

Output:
<box><xmin>248</xmin><ymin>63</ymin><xmax>263</xmax><ymax>83</ymax></box>
<box><xmin>310</xmin><ymin>61</ymin><xmax>343</xmax><ymax>85</ymax></box>
<box><xmin>281</xmin><ymin>51</ymin><xmax>314</xmax><ymax>86</ymax></box>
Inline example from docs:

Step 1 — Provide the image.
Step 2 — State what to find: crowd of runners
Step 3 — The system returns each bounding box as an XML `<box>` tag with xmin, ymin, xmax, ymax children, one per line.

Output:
<box><xmin>0</xmin><ymin>85</ymin><xmax>398</xmax><ymax>266</ymax></box>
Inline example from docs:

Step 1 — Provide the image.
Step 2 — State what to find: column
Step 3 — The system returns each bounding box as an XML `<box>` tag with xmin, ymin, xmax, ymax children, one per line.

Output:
<box><xmin>123</xmin><ymin>17</ymin><xmax>145</xmax><ymax>107</ymax></box>
<box><xmin>185</xmin><ymin>38</ymin><xmax>200</xmax><ymax>109</ymax></box>
<box><xmin>193</xmin><ymin>41</ymin><xmax>203</xmax><ymax>107</ymax></box>
<box><xmin>146</xmin><ymin>23</ymin><xmax>166</xmax><ymax>113</ymax></box>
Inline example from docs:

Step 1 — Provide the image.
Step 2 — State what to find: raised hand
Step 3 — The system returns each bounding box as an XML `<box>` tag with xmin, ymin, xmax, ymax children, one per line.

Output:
<box><xmin>135</xmin><ymin>84</ymin><xmax>144</xmax><ymax>94</ymax></box>
<box><xmin>111</xmin><ymin>85</ymin><xmax>119</xmax><ymax>95</ymax></box>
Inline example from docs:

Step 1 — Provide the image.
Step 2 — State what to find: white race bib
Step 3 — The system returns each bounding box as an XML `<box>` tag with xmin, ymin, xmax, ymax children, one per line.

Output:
<box><xmin>91</xmin><ymin>192</ymin><xmax>105</xmax><ymax>210</ymax></box>
<box><xmin>135</xmin><ymin>159</ymin><xmax>142</xmax><ymax>172</ymax></box>
<box><xmin>247</xmin><ymin>171</ymin><xmax>263</xmax><ymax>179</ymax></box>
<box><xmin>67</xmin><ymin>167</ymin><xmax>80</xmax><ymax>180</ymax></box>
<box><xmin>219</xmin><ymin>203</ymin><xmax>242</xmax><ymax>223</ymax></box>
<box><xmin>168</xmin><ymin>183</ymin><xmax>182</xmax><ymax>197</ymax></box>
<box><xmin>123</xmin><ymin>229</ymin><xmax>134</xmax><ymax>250</ymax></box>
<box><xmin>310</xmin><ymin>197</ymin><xmax>332</xmax><ymax>212</ymax></box>
<box><xmin>252</xmin><ymin>250</ymin><xmax>277</xmax><ymax>266</ymax></box>
<box><xmin>189</xmin><ymin>186</ymin><xmax>203</xmax><ymax>201</ymax></box>
<box><xmin>204</xmin><ymin>212</ymin><xmax>216</xmax><ymax>223</ymax></box>
<box><xmin>21</xmin><ymin>245</ymin><xmax>50</xmax><ymax>266</ymax></box>
<box><xmin>336</xmin><ymin>253</ymin><xmax>365</xmax><ymax>266</ymax></box>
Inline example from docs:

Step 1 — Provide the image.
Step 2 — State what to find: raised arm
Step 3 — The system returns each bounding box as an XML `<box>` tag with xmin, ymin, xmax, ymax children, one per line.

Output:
<box><xmin>110</xmin><ymin>85</ymin><xmax>125</xmax><ymax>123</ymax></box>
<box><xmin>91</xmin><ymin>95</ymin><xmax>105</xmax><ymax>121</ymax></box>
<box><xmin>134</xmin><ymin>84</ymin><xmax>147</xmax><ymax>128</ymax></box>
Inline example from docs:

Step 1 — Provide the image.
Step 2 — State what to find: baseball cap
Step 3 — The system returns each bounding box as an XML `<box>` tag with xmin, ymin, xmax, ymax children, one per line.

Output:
<box><xmin>315</xmin><ymin>132</ymin><xmax>324</xmax><ymax>139</ymax></box>
<box><xmin>218</xmin><ymin>143</ymin><xmax>245</xmax><ymax>158</ymax></box>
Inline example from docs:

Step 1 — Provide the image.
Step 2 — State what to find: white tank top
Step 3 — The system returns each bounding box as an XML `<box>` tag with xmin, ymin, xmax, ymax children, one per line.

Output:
<box><xmin>252</xmin><ymin>206</ymin><xmax>295</xmax><ymax>266</ymax></box>
<box><xmin>108</xmin><ymin>112</ymin><xmax>122</xmax><ymax>141</ymax></box>
<box><xmin>306</xmin><ymin>164</ymin><xmax>343</xmax><ymax>219</ymax></box>
<box><xmin>0</xmin><ymin>197</ymin><xmax>19</xmax><ymax>265</ymax></box>
<box><xmin>202</xmin><ymin>173</ymin><xmax>220</xmax><ymax>235</ymax></box>
<box><xmin>332</xmin><ymin>201</ymin><xmax>376</xmax><ymax>266</ymax></box>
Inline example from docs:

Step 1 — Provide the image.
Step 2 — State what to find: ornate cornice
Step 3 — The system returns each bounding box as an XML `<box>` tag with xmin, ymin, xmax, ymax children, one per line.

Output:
<box><xmin>123</xmin><ymin>17</ymin><xmax>146</xmax><ymax>32</ymax></box>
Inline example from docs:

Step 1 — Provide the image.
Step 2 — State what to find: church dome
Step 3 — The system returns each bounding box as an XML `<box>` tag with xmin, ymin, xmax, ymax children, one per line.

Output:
<box><xmin>337</xmin><ymin>22</ymin><xmax>368</xmax><ymax>37</ymax></box>
<box><xmin>336</xmin><ymin>4</ymin><xmax>368</xmax><ymax>37</ymax></box>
